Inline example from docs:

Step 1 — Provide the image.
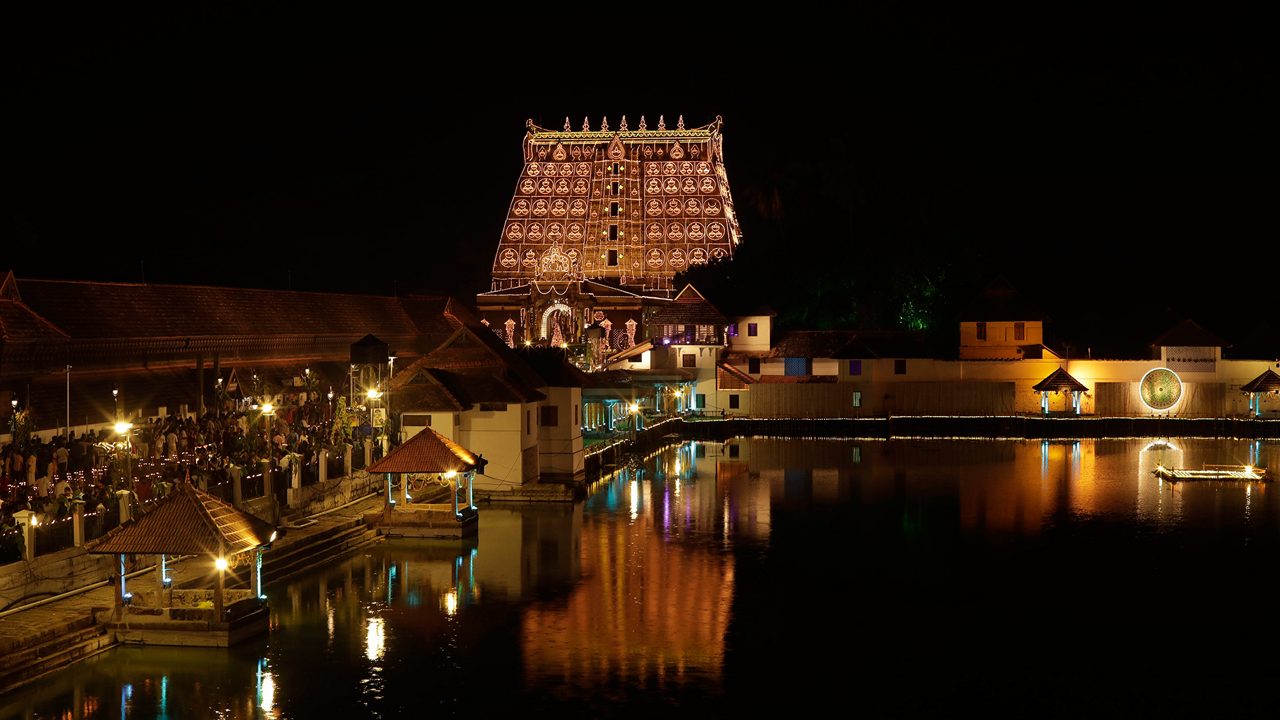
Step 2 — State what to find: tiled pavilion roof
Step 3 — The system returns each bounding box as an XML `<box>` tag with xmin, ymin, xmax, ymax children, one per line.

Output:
<box><xmin>87</xmin><ymin>483</ymin><xmax>275</xmax><ymax>556</ymax></box>
<box><xmin>1032</xmin><ymin>367</ymin><xmax>1089</xmax><ymax>393</ymax></box>
<box><xmin>367</xmin><ymin>425</ymin><xmax>478</xmax><ymax>474</ymax></box>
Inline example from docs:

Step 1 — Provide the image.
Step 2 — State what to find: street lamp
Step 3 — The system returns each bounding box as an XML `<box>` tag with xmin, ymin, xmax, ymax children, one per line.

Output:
<box><xmin>262</xmin><ymin>402</ymin><xmax>276</xmax><ymax>495</ymax></box>
<box><xmin>628</xmin><ymin>402</ymin><xmax>639</xmax><ymax>444</ymax></box>
<box><xmin>112</xmin><ymin>388</ymin><xmax>119</xmax><ymax>422</ymax></box>
<box><xmin>114</xmin><ymin>421</ymin><xmax>133</xmax><ymax>489</ymax></box>
<box><xmin>9</xmin><ymin>398</ymin><xmax>17</xmax><ymax>437</ymax></box>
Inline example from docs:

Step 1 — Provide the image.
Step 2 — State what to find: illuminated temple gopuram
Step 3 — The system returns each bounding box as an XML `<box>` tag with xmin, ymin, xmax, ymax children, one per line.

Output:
<box><xmin>477</xmin><ymin>115</ymin><xmax>740</xmax><ymax>349</ymax></box>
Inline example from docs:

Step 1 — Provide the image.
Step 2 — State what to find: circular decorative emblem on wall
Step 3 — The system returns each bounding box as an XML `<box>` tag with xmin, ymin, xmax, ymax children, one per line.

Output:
<box><xmin>1140</xmin><ymin>368</ymin><xmax>1182</xmax><ymax>411</ymax></box>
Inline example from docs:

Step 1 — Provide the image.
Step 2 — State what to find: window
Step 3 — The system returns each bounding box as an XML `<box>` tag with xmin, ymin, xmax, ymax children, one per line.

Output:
<box><xmin>682</xmin><ymin>353</ymin><xmax>697</xmax><ymax>368</ymax></box>
<box><xmin>748</xmin><ymin>357</ymin><xmax>761</xmax><ymax>374</ymax></box>
<box><xmin>1014</xmin><ymin>322</ymin><xmax>1026</xmax><ymax>341</ymax></box>
<box><xmin>695</xmin><ymin>393</ymin><xmax>706</xmax><ymax>409</ymax></box>
<box><xmin>848</xmin><ymin>359</ymin><xmax>862</xmax><ymax>376</ymax></box>
<box><xmin>609</xmin><ymin>225</ymin><xmax>618</xmax><ymax>242</ymax></box>
<box><xmin>728</xmin><ymin>322</ymin><xmax>738</xmax><ymax>337</ymax></box>
<box><xmin>852</xmin><ymin>391</ymin><xmax>862</xmax><ymax>408</ymax></box>
<box><xmin>729</xmin><ymin>394</ymin><xmax>740</xmax><ymax>409</ymax></box>
<box><xmin>611</xmin><ymin>162</ymin><xmax>620</xmax><ymax>174</ymax></box>
<box><xmin>747</xmin><ymin>322</ymin><xmax>758</xmax><ymax>337</ymax></box>
<box><xmin>784</xmin><ymin>358</ymin><xmax>812</xmax><ymax>376</ymax></box>
<box><xmin>403</xmin><ymin>414</ymin><xmax>430</xmax><ymax>427</ymax></box>
<box><xmin>607</xmin><ymin>249</ymin><xmax>619</xmax><ymax>266</ymax></box>
<box><xmin>479</xmin><ymin>402</ymin><xmax>507</xmax><ymax>412</ymax></box>
<box><xmin>696</xmin><ymin>444</ymin><xmax>706</xmax><ymax>458</ymax></box>
<box><xmin>610</xmin><ymin>202</ymin><xmax>619</xmax><ymax>217</ymax></box>
<box><xmin>728</xmin><ymin>444</ymin><xmax>739</xmax><ymax>458</ymax></box>
<box><xmin>611</xmin><ymin>181</ymin><xmax>619</xmax><ymax>196</ymax></box>
<box><xmin>629</xmin><ymin>355</ymin><xmax>644</xmax><ymax>363</ymax></box>
<box><xmin>540</xmin><ymin>406</ymin><xmax>558</xmax><ymax>427</ymax></box>
<box><xmin>894</xmin><ymin>359</ymin><xmax>907</xmax><ymax>375</ymax></box>
<box><xmin>976</xmin><ymin>322</ymin><xmax>987</xmax><ymax>341</ymax></box>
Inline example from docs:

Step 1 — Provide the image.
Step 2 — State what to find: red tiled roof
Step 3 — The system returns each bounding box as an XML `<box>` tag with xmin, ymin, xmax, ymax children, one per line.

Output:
<box><xmin>648</xmin><ymin>285</ymin><xmax>728</xmax><ymax>326</ymax></box>
<box><xmin>1241</xmin><ymin>369</ymin><xmax>1280</xmax><ymax>394</ymax></box>
<box><xmin>367</xmin><ymin>425</ymin><xmax>478</xmax><ymax>474</ymax></box>
<box><xmin>0</xmin><ymin>299</ymin><xmax>69</xmax><ymax>341</ymax></box>
<box><xmin>771</xmin><ymin>331</ymin><xmax>856</xmax><ymax>359</ymax></box>
<box><xmin>15</xmin><ymin>278</ymin><xmax>420</xmax><ymax>341</ymax></box>
<box><xmin>1032</xmin><ymin>367</ymin><xmax>1089</xmax><ymax>393</ymax></box>
<box><xmin>87</xmin><ymin>483</ymin><xmax>275</xmax><ymax>556</ymax></box>
<box><xmin>717</xmin><ymin>363</ymin><xmax>754</xmax><ymax>390</ymax></box>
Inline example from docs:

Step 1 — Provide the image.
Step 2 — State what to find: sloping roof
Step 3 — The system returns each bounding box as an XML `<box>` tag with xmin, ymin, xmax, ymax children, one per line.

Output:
<box><xmin>367</xmin><ymin>425</ymin><xmax>478</xmax><ymax>474</ymax></box>
<box><xmin>717</xmin><ymin>363</ymin><xmax>754</xmax><ymax>390</ymax></box>
<box><xmin>649</xmin><ymin>285</ymin><xmax>728</xmax><ymax>326</ymax></box>
<box><xmin>771</xmin><ymin>331</ymin><xmax>856</xmax><ymax>359</ymax></box>
<box><xmin>1152</xmin><ymin>319</ymin><xmax>1227</xmax><ymax>348</ymax></box>
<box><xmin>1241</xmin><ymin>368</ymin><xmax>1280</xmax><ymax>394</ymax></box>
<box><xmin>756</xmin><ymin>375</ymin><xmax>837</xmax><ymax>384</ymax></box>
<box><xmin>0</xmin><ymin>299</ymin><xmax>69</xmax><ymax>341</ymax></box>
<box><xmin>607</xmin><ymin>340</ymin><xmax>653</xmax><ymax>364</ymax></box>
<box><xmin>834</xmin><ymin>332</ymin><xmax>932</xmax><ymax>359</ymax></box>
<box><xmin>391</xmin><ymin>369</ymin><xmax>469</xmax><ymax>412</ymax></box>
<box><xmin>1032</xmin><ymin>367</ymin><xmax>1089</xmax><ymax>393</ymax></box>
<box><xmin>14</xmin><ymin>278</ymin><xmax>420</xmax><ymax>341</ymax></box>
<box><xmin>87</xmin><ymin>483</ymin><xmax>275</xmax><ymax>556</ymax></box>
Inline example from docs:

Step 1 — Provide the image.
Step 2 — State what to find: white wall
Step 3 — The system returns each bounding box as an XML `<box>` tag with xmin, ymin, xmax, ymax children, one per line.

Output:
<box><xmin>538</xmin><ymin>386</ymin><xmax>585</xmax><ymax>482</ymax></box>
<box><xmin>458</xmin><ymin>402</ymin><xmax>539</xmax><ymax>490</ymax></box>
<box><xmin>728</xmin><ymin>315</ymin><xmax>772</xmax><ymax>353</ymax></box>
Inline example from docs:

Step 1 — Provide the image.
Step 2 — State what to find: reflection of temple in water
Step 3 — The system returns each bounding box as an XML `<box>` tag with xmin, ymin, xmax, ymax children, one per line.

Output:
<box><xmin>523</xmin><ymin>442</ymin><xmax>739</xmax><ymax>691</ymax></box>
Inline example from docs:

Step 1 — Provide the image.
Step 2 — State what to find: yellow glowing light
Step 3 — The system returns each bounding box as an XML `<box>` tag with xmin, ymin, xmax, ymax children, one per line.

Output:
<box><xmin>259</xmin><ymin>669</ymin><xmax>275</xmax><ymax>712</ymax></box>
<box><xmin>261</xmin><ymin>403</ymin><xmax>274</xmax><ymax>415</ymax></box>
<box><xmin>215</xmin><ymin>557</ymin><xmax>228</xmax><ymax>572</ymax></box>
<box><xmin>523</xmin><ymin>340</ymin><xmax>532</xmax><ymax>347</ymax></box>
<box><xmin>366</xmin><ymin>389</ymin><xmax>382</xmax><ymax>400</ymax></box>
<box><xmin>365</xmin><ymin>616</ymin><xmax>386</xmax><ymax>661</ymax></box>
<box><xmin>443</xmin><ymin>589</ymin><xmax>458</xmax><ymax>616</ymax></box>
<box><xmin>443</xmin><ymin>470</ymin><xmax>458</xmax><ymax>479</ymax></box>
<box><xmin>114</xmin><ymin>421</ymin><xmax>133</xmax><ymax>435</ymax></box>
<box><xmin>269</xmin><ymin>530</ymin><xmax>278</xmax><ymax>543</ymax></box>
<box><xmin>628</xmin><ymin>403</ymin><xmax>639</xmax><ymax>414</ymax></box>
<box><xmin>561</xmin><ymin>342</ymin><xmax>569</xmax><ymax>349</ymax></box>
<box><xmin>1246</xmin><ymin>466</ymin><xmax>1255</xmax><ymax>475</ymax></box>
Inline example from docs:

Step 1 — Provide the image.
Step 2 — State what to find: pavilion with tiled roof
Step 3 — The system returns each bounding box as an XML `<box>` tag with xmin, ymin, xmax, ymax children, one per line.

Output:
<box><xmin>1032</xmin><ymin>367</ymin><xmax>1090</xmax><ymax>415</ymax></box>
<box><xmin>1241</xmin><ymin>368</ymin><xmax>1280</xmax><ymax>417</ymax></box>
<box><xmin>366</xmin><ymin>425</ymin><xmax>483</xmax><ymax>533</ymax></box>
<box><xmin>87</xmin><ymin>482</ymin><xmax>277</xmax><ymax>618</ymax></box>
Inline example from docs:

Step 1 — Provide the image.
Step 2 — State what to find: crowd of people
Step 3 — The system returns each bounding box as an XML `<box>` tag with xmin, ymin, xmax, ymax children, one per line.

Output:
<box><xmin>1</xmin><ymin>396</ymin><xmax>385</xmax><ymax>561</ymax></box>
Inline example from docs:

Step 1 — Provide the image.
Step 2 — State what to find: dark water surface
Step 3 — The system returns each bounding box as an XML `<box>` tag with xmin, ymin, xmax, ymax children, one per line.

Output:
<box><xmin>3</xmin><ymin>438</ymin><xmax>1278</xmax><ymax>718</ymax></box>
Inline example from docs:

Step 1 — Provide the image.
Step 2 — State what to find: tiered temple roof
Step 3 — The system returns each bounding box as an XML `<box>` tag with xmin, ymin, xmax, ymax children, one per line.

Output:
<box><xmin>490</xmin><ymin>116</ymin><xmax>741</xmax><ymax>297</ymax></box>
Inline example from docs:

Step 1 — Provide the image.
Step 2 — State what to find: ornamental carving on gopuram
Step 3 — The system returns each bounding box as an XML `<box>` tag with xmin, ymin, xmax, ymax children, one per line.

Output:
<box><xmin>489</xmin><ymin>115</ymin><xmax>741</xmax><ymax>297</ymax></box>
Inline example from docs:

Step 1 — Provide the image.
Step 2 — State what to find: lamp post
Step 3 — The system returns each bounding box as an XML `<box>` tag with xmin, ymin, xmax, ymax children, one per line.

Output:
<box><xmin>628</xmin><ymin>402</ymin><xmax>639</xmax><ymax>445</ymax></box>
<box><xmin>9</xmin><ymin>398</ymin><xmax>17</xmax><ymax>438</ymax></box>
<box><xmin>366</xmin><ymin>388</ymin><xmax>384</xmax><ymax>454</ymax></box>
<box><xmin>112</xmin><ymin>388</ymin><xmax>119</xmax><ymax>423</ymax></box>
<box><xmin>262</xmin><ymin>402</ymin><xmax>275</xmax><ymax>486</ymax></box>
<box><xmin>114</xmin><ymin>421</ymin><xmax>133</xmax><ymax>489</ymax></box>
<box><xmin>387</xmin><ymin>353</ymin><xmax>396</xmax><ymax>447</ymax></box>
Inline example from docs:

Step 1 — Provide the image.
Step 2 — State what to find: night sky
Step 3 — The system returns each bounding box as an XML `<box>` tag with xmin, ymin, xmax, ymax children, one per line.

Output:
<box><xmin>10</xmin><ymin>10</ymin><xmax>1273</xmax><ymax>357</ymax></box>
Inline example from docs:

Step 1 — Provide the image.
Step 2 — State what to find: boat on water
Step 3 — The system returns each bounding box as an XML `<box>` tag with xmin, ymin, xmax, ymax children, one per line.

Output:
<box><xmin>1153</xmin><ymin>464</ymin><xmax>1268</xmax><ymax>482</ymax></box>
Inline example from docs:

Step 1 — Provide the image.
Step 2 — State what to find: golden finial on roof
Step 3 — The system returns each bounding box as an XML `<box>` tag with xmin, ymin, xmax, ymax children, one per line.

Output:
<box><xmin>638</xmin><ymin>115</ymin><xmax>647</xmax><ymax>130</ymax></box>
<box><xmin>677</xmin><ymin>115</ymin><xmax>685</xmax><ymax>130</ymax></box>
<box><xmin>564</xmin><ymin>117</ymin><xmax>571</xmax><ymax>131</ymax></box>
<box><xmin>657</xmin><ymin>115</ymin><xmax>666</xmax><ymax>130</ymax></box>
<box><xmin>619</xmin><ymin>115</ymin><xmax>628</xmax><ymax>131</ymax></box>
<box><xmin>582</xmin><ymin>116</ymin><xmax>590</xmax><ymax>132</ymax></box>
<box><xmin>601</xmin><ymin>116</ymin><xmax>609</xmax><ymax>132</ymax></box>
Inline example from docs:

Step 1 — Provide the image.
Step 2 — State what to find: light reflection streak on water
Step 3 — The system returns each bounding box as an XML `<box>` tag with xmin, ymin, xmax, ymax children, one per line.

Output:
<box><xmin>365</xmin><ymin>616</ymin><xmax>386</xmax><ymax>662</ymax></box>
<box><xmin>630</xmin><ymin>479</ymin><xmax>640</xmax><ymax>521</ymax></box>
<box><xmin>256</xmin><ymin>658</ymin><xmax>275</xmax><ymax>715</ymax></box>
